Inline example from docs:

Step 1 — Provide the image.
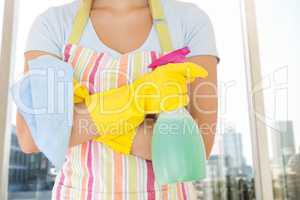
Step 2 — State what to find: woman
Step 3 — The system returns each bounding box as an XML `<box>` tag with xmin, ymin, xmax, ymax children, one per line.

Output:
<box><xmin>16</xmin><ymin>0</ymin><xmax>218</xmax><ymax>199</ymax></box>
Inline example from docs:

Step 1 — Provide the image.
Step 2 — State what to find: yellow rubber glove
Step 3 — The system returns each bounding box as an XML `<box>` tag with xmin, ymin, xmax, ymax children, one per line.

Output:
<box><xmin>133</xmin><ymin>62</ymin><xmax>208</xmax><ymax>113</ymax></box>
<box><xmin>73</xmin><ymin>62</ymin><xmax>208</xmax><ymax>154</ymax></box>
<box><xmin>74</xmin><ymin>80</ymin><xmax>146</xmax><ymax>134</ymax></box>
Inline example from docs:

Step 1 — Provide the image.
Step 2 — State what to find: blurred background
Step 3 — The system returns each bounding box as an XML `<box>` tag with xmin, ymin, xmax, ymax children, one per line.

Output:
<box><xmin>0</xmin><ymin>0</ymin><xmax>299</xmax><ymax>199</ymax></box>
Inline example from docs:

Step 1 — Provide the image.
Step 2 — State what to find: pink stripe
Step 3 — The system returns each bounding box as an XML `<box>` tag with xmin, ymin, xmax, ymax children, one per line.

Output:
<box><xmin>64</xmin><ymin>44</ymin><xmax>72</xmax><ymax>62</ymax></box>
<box><xmin>94</xmin><ymin>54</ymin><xmax>110</xmax><ymax>93</ymax></box>
<box><xmin>56</xmin><ymin>171</ymin><xmax>65</xmax><ymax>200</ymax></box>
<box><xmin>118</xmin><ymin>55</ymin><xmax>129</xmax><ymax>86</ymax></box>
<box><xmin>148</xmin><ymin>47</ymin><xmax>190</xmax><ymax>70</ymax></box>
<box><xmin>81</xmin><ymin>53</ymin><xmax>98</xmax><ymax>88</ymax></box>
<box><xmin>150</xmin><ymin>51</ymin><xmax>158</xmax><ymax>64</ymax></box>
<box><xmin>89</xmin><ymin>53</ymin><xmax>104</xmax><ymax>94</ymax></box>
<box><xmin>176</xmin><ymin>184</ymin><xmax>182</xmax><ymax>200</ymax></box>
<box><xmin>93</xmin><ymin>142</ymin><xmax>101</xmax><ymax>193</ymax></box>
<box><xmin>146</xmin><ymin>160</ymin><xmax>156</xmax><ymax>200</ymax></box>
<box><xmin>87</xmin><ymin>141</ymin><xmax>94</xmax><ymax>200</ymax></box>
<box><xmin>64</xmin><ymin>152</ymin><xmax>73</xmax><ymax>200</ymax></box>
<box><xmin>114</xmin><ymin>153</ymin><xmax>123</xmax><ymax>200</ymax></box>
<box><xmin>181</xmin><ymin>183</ymin><xmax>187</xmax><ymax>200</ymax></box>
<box><xmin>80</xmin><ymin>143</ymin><xmax>88</xmax><ymax>200</ymax></box>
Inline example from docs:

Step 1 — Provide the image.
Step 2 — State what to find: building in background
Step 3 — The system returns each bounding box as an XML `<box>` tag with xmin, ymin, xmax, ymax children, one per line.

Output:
<box><xmin>194</xmin><ymin>127</ymin><xmax>255</xmax><ymax>200</ymax></box>
<box><xmin>286</xmin><ymin>150</ymin><xmax>300</xmax><ymax>200</ymax></box>
<box><xmin>8</xmin><ymin>126</ymin><xmax>55</xmax><ymax>199</ymax></box>
<box><xmin>271</xmin><ymin>121</ymin><xmax>296</xmax><ymax>167</ymax></box>
<box><xmin>222</xmin><ymin>128</ymin><xmax>244</xmax><ymax>169</ymax></box>
<box><xmin>271</xmin><ymin>121</ymin><xmax>298</xmax><ymax>200</ymax></box>
<box><xmin>221</xmin><ymin>127</ymin><xmax>253</xmax><ymax>179</ymax></box>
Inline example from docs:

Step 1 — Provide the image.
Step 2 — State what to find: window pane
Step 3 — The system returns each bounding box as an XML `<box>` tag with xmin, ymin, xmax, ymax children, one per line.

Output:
<box><xmin>255</xmin><ymin>0</ymin><xmax>300</xmax><ymax>199</ymax></box>
<box><xmin>183</xmin><ymin>0</ymin><xmax>256</xmax><ymax>199</ymax></box>
<box><xmin>8</xmin><ymin>1</ymin><xmax>72</xmax><ymax>199</ymax></box>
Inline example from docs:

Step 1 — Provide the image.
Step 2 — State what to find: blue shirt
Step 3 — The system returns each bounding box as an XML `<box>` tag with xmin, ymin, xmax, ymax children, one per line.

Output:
<box><xmin>25</xmin><ymin>0</ymin><xmax>218</xmax><ymax>59</ymax></box>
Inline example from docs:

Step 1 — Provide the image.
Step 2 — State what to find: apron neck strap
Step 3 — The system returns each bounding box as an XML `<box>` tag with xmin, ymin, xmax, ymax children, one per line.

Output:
<box><xmin>68</xmin><ymin>0</ymin><xmax>173</xmax><ymax>53</ymax></box>
<box><xmin>68</xmin><ymin>0</ymin><xmax>93</xmax><ymax>45</ymax></box>
<box><xmin>149</xmin><ymin>0</ymin><xmax>173</xmax><ymax>52</ymax></box>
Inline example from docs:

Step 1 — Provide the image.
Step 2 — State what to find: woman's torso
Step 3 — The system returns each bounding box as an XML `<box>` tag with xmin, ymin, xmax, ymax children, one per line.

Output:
<box><xmin>49</xmin><ymin>1</ymin><xmax>200</xmax><ymax>199</ymax></box>
<box><xmin>52</xmin><ymin>44</ymin><xmax>196</xmax><ymax>199</ymax></box>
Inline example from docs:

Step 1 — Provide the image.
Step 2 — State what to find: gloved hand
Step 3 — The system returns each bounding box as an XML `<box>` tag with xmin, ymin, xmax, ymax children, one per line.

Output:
<box><xmin>133</xmin><ymin>62</ymin><xmax>208</xmax><ymax>113</ymax></box>
<box><xmin>74</xmin><ymin>79</ymin><xmax>145</xmax><ymax>136</ymax></box>
<box><xmin>73</xmin><ymin>62</ymin><xmax>208</xmax><ymax>154</ymax></box>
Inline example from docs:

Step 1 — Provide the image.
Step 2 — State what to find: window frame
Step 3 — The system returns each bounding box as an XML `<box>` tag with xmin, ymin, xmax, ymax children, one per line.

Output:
<box><xmin>0</xmin><ymin>0</ymin><xmax>19</xmax><ymax>199</ymax></box>
<box><xmin>240</xmin><ymin>0</ymin><xmax>274</xmax><ymax>199</ymax></box>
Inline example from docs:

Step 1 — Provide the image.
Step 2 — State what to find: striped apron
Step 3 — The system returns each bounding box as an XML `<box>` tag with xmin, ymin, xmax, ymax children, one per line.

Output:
<box><xmin>51</xmin><ymin>0</ymin><xmax>197</xmax><ymax>199</ymax></box>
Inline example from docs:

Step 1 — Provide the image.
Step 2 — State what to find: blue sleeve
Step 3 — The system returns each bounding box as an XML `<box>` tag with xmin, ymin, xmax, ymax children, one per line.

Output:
<box><xmin>11</xmin><ymin>56</ymin><xmax>74</xmax><ymax>169</ymax></box>
<box><xmin>183</xmin><ymin>4</ymin><xmax>219</xmax><ymax>60</ymax></box>
<box><xmin>25</xmin><ymin>8</ymin><xmax>65</xmax><ymax>58</ymax></box>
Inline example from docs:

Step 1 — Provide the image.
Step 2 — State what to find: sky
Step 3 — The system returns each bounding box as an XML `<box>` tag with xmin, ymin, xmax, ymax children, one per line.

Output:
<box><xmin>3</xmin><ymin>0</ymin><xmax>299</xmax><ymax>166</ymax></box>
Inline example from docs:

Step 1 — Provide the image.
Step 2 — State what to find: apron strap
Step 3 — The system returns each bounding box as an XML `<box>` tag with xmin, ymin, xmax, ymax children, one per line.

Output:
<box><xmin>68</xmin><ymin>0</ymin><xmax>173</xmax><ymax>53</ymax></box>
<box><xmin>68</xmin><ymin>0</ymin><xmax>93</xmax><ymax>44</ymax></box>
<box><xmin>149</xmin><ymin>0</ymin><xmax>173</xmax><ymax>52</ymax></box>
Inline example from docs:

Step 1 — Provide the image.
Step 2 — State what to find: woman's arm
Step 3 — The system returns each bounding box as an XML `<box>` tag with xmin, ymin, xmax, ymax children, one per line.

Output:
<box><xmin>17</xmin><ymin>50</ymin><xmax>155</xmax><ymax>160</ymax></box>
<box><xmin>187</xmin><ymin>55</ymin><xmax>218</xmax><ymax>158</ymax></box>
<box><xmin>16</xmin><ymin>51</ymin><xmax>98</xmax><ymax>154</ymax></box>
<box><xmin>131</xmin><ymin>56</ymin><xmax>218</xmax><ymax>161</ymax></box>
<box><xmin>17</xmin><ymin>103</ymin><xmax>97</xmax><ymax>154</ymax></box>
<box><xmin>17</xmin><ymin>51</ymin><xmax>217</xmax><ymax>160</ymax></box>
<box><xmin>131</xmin><ymin>117</ymin><xmax>155</xmax><ymax>160</ymax></box>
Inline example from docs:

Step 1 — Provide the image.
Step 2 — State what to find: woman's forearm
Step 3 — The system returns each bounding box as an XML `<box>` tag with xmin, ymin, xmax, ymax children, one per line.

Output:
<box><xmin>16</xmin><ymin>112</ymin><xmax>40</xmax><ymax>154</ymax></box>
<box><xmin>18</xmin><ymin>51</ymin><xmax>154</xmax><ymax>158</ymax></box>
<box><xmin>131</xmin><ymin>118</ymin><xmax>155</xmax><ymax>160</ymax></box>
<box><xmin>17</xmin><ymin>51</ymin><xmax>98</xmax><ymax>153</ymax></box>
<box><xmin>189</xmin><ymin>76</ymin><xmax>218</xmax><ymax>158</ymax></box>
<box><xmin>187</xmin><ymin>56</ymin><xmax>218</xmax><ymax>159</ymax></box>
<box><xmin>17</xmin><ymin>100</ymin><xmax>155</xmax><ymax>160</ymax></box>
<box><xmin>16</xmin><ymin>103</ymin><xmax>98</xmax><ymax>154</ymax></box>
<box><xmin>69</xmin><ymin>103</ymin><xmax>99</xmax><ymax>146</ymax></box>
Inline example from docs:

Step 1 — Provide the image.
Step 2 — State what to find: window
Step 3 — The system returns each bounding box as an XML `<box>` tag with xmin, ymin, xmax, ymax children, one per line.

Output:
<box><xmin>183</xmin><ymin>0</ymin><xmax>256</xmax><ymax>199</ymax></box>
<box><xmin>8</xmin><ymin>0</ymin><xmax>257</xmax><ymax>199</ymax></box>
<box><xmin>1</xmin><ymin>0</ymin><xmax>297</xmax><ymax>199</ymax></box>
<box><xmin>8</xmin><ymin>1</ymin><xmax>72</xmax><ymax>199</ymax></box>
<box><xmin>255</xmin><ymin>0</ymin><xmax>300</xmax><ymax>199</ymax></box>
